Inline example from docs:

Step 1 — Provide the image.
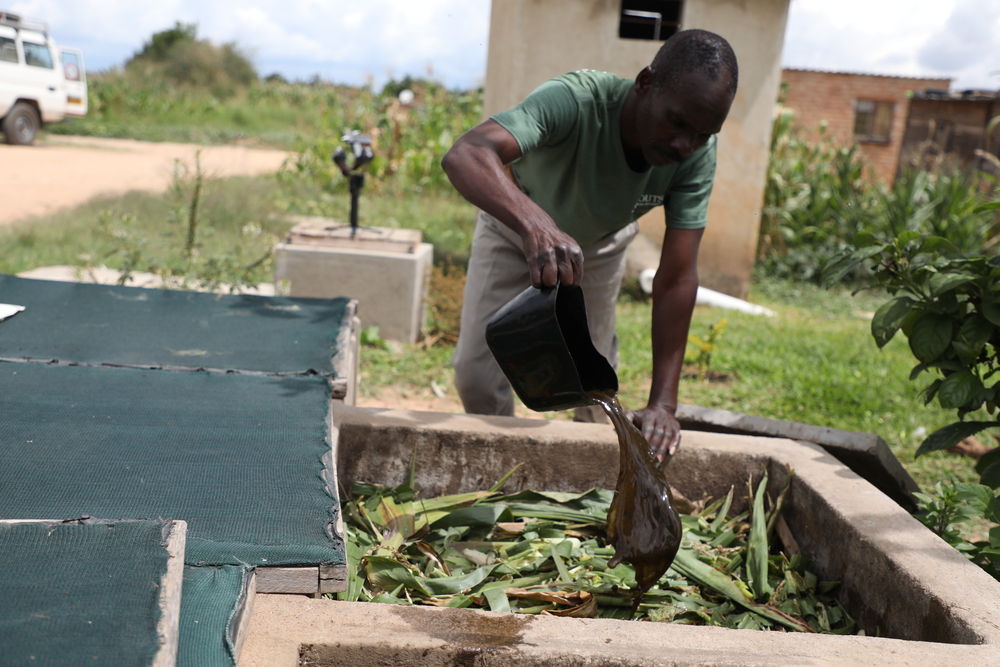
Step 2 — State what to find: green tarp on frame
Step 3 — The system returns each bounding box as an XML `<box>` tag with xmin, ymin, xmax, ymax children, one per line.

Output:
<box><xmin>0</xmin><ymin>362</ymin><xmax>344</xmax><ymax>569</ymax></box>
<box><xmin>0</xmin><ymin>275</ymin><xmax>352</xmax><ymax>376</ymax></box>
<box><xmin>0</xmin><ymin>519</ymin><xmax>174</xmax><ymax>666</ymax></box>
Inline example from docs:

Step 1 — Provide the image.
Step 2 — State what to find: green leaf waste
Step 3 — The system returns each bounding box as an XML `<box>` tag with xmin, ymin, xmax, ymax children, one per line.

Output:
<box><xmin>336</xmin><ymin>470</ymin><xmax>858</xmax><ymax>634</ymax></box>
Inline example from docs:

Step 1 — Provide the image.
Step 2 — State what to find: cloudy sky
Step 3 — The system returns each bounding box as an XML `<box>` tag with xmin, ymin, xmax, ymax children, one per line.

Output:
<box><xmin>8</xmin><ymin>0</ymin><xmax>999</xmax><ymax>91</ymax></box>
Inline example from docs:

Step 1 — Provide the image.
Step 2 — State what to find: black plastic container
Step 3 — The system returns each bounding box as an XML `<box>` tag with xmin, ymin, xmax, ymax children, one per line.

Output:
<box><xmin>485</xmin><ymin>284</ymin><xmax>618</xmax><ymax>412</ymax></box>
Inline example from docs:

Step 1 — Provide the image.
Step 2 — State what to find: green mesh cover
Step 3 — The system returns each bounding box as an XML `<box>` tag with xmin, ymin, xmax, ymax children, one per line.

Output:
<box><xmin>178</xmin><ymin>566</ymin><xmax>252</xmax><ymax>667</ymax></box>
<box><xmin>0</xmin><ymin>362</ymin><xmax>344</xmax><ymax>568</ymax></box>
<box><xmin>0</xmin><ymin>275</ymin><xmax>351</xmax><ymax>376</ymax></box>
<box><xmin>0</xmin><ymin>519</ymin><xmax>171</xmax><ymax>666</ymax></box>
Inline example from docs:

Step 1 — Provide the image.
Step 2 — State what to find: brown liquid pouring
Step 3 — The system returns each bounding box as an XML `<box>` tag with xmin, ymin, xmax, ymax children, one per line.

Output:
<box><xmin>590</xmin><ymin>391</ymin><xmax>682</xmax><ymax>601</ymax></box>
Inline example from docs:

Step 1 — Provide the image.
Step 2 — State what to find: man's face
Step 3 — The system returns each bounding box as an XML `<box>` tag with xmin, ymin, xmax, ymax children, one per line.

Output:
<box><xmin>636</xmin><ymin>71</ymin><xmax>733</xmax><ymax>167</ymax></box>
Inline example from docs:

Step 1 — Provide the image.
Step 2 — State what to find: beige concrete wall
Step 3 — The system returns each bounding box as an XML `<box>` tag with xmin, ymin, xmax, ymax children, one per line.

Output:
<box><xmin>681</xmin><ymin>0</ymin><xmax>789</xmax><ymax>298</ymax></box>
<box><xmin>484</xmin><ymin>0</ymin><xmax>659</xmax><ymax>116</ymax></box>
<box><xmin>484</xmin><ymin>0</ymin><xmax>791</xmax><ymax>298</ymax></box>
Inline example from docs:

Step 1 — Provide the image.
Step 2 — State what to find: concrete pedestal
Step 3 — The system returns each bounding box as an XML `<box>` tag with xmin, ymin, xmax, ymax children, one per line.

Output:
<box><xmin>274</xmin><ymin>220</ymin><xmax>432</xmax><ymax>343</ymax></box>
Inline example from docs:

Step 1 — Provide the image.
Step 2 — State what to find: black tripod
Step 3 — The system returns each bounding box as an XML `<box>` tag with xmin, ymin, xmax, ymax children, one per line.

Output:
<box><xmin>331</xmin><ymin>130</ymin><xmax>376</xmax><ymax>237</ymax></box>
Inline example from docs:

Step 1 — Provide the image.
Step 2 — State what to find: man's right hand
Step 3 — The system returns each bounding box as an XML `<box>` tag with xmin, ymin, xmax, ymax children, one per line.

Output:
<box><xmin>521</xmin><ymin>223</ymin><xmax>584</xmax><ymax>287</ymax></box>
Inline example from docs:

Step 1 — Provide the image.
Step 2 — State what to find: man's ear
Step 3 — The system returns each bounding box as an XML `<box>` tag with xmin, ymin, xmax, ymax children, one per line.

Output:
<box><xmin>635</xmin><ymin>66</ymin><xmax>655</xmax><ymax>94</ymax></box>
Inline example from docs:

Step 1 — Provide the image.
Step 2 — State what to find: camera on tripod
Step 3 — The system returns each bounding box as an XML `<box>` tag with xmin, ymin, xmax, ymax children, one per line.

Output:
<box><xmin>331</xmin><ymin>130</ymin><xmax>375</xmax><ymax>236</ymax></box>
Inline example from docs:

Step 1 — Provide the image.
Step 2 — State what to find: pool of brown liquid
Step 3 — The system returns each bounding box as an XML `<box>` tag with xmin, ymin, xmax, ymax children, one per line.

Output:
<box><xmin>590</xmin><ymin>391</ymin><xmax>682</xmax><ymax>599</ymax></box>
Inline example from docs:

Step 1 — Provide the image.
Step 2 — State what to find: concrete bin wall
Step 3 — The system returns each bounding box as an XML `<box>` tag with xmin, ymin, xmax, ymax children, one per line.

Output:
<box><xmin>239</xmin><ymin>406</ymin><xmax>1000</xmax><ymax>665</ymax></box>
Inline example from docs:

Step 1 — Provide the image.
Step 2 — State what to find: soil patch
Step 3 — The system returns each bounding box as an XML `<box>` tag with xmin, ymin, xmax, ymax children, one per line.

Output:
<box><xmin>1</xmin><ymin>135</ymin><xmax>289</xmax><ymax>225</ymax></box>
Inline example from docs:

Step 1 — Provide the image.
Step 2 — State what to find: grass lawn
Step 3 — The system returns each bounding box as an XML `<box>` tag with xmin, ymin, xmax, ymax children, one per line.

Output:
<box><xmin>620</xmin><ymin>279</ymin><xmax>979</xmax><ymax>487</ymax></box>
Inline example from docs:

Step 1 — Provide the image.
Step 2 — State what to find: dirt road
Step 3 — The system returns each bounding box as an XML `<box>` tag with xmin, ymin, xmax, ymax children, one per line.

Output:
<box><xmin>2</xmin><ymin>135</ymin><xmax>290</xmax><ymax>225</ymax></box>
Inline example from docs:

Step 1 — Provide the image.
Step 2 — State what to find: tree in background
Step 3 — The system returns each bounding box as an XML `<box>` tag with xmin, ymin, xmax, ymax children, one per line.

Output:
<box><xmin>128</xmin><ymin>21</ymin><xmax>198</xmax><ymax>62</ymax></box>
<box><xmin>125</xmin><ymin>22</ymin><xmax>256</xmax><ymax>95</ymax></box>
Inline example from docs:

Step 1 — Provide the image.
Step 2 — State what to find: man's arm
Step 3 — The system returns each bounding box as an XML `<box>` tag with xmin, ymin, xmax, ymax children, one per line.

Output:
<box><xmin>630</xmin><ymin>226</ymin><xmax>703</xmax><ymax>461</ymax></box>
<box><xmin>441</xmin><ymin>119</ymin><xmax>583</xmax><ymax>286</ymax></box>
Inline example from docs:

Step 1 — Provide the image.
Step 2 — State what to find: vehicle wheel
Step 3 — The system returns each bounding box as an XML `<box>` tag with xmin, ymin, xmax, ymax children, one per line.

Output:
<box><xmin>2</xmin><ymin>102</ymin><xmax>40</xmax><ymax>146</ymax></box>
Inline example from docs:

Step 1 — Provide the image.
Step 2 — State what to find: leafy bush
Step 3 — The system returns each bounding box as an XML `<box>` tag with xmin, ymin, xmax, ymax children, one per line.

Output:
<box><xmin>281</xmin><ymin>80</ymin><xmax>481</xmax><ymax>196</ymax></box>
<box><xmin>81</xmin><ymin>158</ymin><xmax>282</xmax><ymax>292</ymax></box>
<box><xmin>52</xmin><ymin>73</ymin><xmax>336</xmax><ymax>146</ymax></box>
<box><xmin>876</xmin><ymin>168</ymin><xmax>998</xmax><ymax>256</ymax></box>
<box><xmin>128</xmin><ymin>21</ymin><xmax>197</xmax><ymax>62</ymax></box>
<box><xmin>913</xmin><ymin>481</ymin><xmax>1000</xmax><ymax>580</ymax></box>
<box><xmin>824</xmin><ymin>230</ymin><xmax>1000</xmax><ymax>435</ymax></box>
<box><xmin>825</xmin><ymin>192</ymin><xmax>1000</xmax><ymax>577</ymax></box>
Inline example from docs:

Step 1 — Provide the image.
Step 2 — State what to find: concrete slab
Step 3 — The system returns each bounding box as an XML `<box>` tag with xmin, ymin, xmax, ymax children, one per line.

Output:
<box><xmin>235</xmin><ymin>405</ymin><xmax>1000</xmax><ymax>664</ymax></box>
<box><xmin>284</xmin><ymin>215</ymin><xmax>422</xmax><ymax>253</ymax></box>
<box><xmin>240</xmin><ymin>595</ymin><xmax>999</xmax><ymax>666</ymax></box>
<box><xmin>675</xmin><ymin>403</ymin><xmax>920</xmax><ymax>510</ymax></box>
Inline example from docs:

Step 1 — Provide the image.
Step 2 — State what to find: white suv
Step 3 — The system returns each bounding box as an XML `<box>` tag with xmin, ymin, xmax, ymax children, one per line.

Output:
<box><xmin>0</xmin><ymin>11</ymin><xmax>87</xmax><ymax>145</ymax></box>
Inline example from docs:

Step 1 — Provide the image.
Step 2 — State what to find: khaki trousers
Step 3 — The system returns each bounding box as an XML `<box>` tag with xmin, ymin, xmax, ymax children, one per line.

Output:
<box><xmin>453</xmin><ymin>210</ymin><xmax>637</xmax><ymax>419</ymax></box>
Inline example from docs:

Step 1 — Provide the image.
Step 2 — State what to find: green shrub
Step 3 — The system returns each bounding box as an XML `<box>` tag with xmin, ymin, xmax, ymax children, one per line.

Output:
<box><xmin>125</xmin><ymin>22</ymin><xmax>256</xmax><ymax>95</ymax></box>
<box><xmin>758</xmin><ymin>109</ymin><xmax>999</xmax><ymax>284</ymax></box>
<box><xmin>283</xmin><ymin>80</ymin><xmax>481</xmax><ymax>195</ymax></box>
<box><xmin>758</xmin><ymin>111</ymin><xmax>874</xmax><ymax>282</ymax></box>
<box><xmin>824</xmin><ymin>192</ymin><xmax>1000</xmax><ymax>577</ymax></box>
<box><xmin>128</xmin><ymin>21</ymin><xmax>197</xmax><ymax>62</ymax></box>
<box><xmin>87</xmin><ymin>163</ymin><xmax>279</xmax><ymax>292</ymax></box>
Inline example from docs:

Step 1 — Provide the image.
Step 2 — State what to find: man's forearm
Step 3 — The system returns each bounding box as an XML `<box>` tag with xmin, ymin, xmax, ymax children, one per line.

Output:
<box><xmin>647</xmin><ymin>275</ymin><xmax>698</xmax><ymax>412</ymax></box>
<box><xmin>441</xmin><ymin>136</ymin><xmax>546</xmax><ymax>237</ymax></box>
<box><xmin>441</xmin><ymin>124</ymin><xmax>585</xmax><ymax>287</ymax></box>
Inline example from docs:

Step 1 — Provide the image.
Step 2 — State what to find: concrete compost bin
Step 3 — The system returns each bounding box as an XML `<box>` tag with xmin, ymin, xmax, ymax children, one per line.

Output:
<box><xmin>239</xmin><ymin>406</ymin><xmax>1000</xmax><ymax>666</ymax></box>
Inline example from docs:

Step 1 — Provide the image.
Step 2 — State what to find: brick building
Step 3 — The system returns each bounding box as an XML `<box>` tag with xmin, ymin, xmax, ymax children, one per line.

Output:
<box><xmin>901</xmin><ymin>90</ymin><xmax>1000</xmax><ymax>176</ymax></box>
<box><xmin>780</xmin><ymin>68</ymin><xmax>951</xmax><ymax>183</ymax></box>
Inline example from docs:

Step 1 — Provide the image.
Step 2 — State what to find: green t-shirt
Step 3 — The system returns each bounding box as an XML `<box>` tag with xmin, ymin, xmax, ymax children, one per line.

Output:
<box><xmin>491</xmin><ymin>69</ymin><xmax>717</xmax><ymax>246</ymax></box>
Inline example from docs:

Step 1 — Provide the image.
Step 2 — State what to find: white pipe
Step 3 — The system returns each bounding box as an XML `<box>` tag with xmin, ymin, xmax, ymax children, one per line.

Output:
<box><xmin>638</xmin><ymin>269</ymin><xmax>775</xmax><ymax>317</ymax></box>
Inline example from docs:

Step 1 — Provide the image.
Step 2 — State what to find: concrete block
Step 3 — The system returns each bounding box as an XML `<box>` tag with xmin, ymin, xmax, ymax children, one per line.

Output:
<box><xmin>675</xmin><ymin>402</ymin><xmax>920</xmax><ymax>510</ymax></box>
<box><xmin>243</xmin><ymin>595</ymin><xmax>999</xmax><ymax>667</ymax></box>
<box><xmin>237</xmin><ymin>406</ymin><xmax>1000</xmax><ymax>665</ymax></box>
<box><xmin>274</xmin><ymin>237</ymin><xmax>432</xmax><ymax>344</ymax></box>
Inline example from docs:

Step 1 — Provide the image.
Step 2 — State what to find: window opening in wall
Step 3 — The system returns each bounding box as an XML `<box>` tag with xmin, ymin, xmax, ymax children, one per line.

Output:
<box><xmin>619</xmin><ymin>1</ymin><xmax>682</xmax><ymax>41</ymax></box>
<box><xmin>854</xmin><ymin>99</ymin><xmax>894</xmax><ymax>143</ymax></box>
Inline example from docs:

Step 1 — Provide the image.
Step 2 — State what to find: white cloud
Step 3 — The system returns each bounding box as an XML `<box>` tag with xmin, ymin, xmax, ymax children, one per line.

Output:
<box><xmin>9</xmin><ymin>1</ymin><xmax>997</xmax><ymax>91</ymax></box>
<box><xmin>10</xmin><ymin>0</ymin><xmax>184</xmax><ymax>48</ymax></box>
<box><xmin>782</xmin><ymin>0</ymin><xmax>999</xmax><ymax>89</ymax></box>
<box><xmin>225</xmin><ymin>6</ymin><xmax>329</xmax><ymax>62</ymax></box>
<box><xmin>9</xmin><ymin>0</ymin><xmax>488</xmax><ymax>86</ymax></box>
<box><xmin>187</xmin><ymin>0</ymin><xmax>491</xmax><ymax>85</ymax></box>
<box><xmin>917</xmin><ymin>0</ymin><xmax>1000</xmax><ymax>88</ymax></box>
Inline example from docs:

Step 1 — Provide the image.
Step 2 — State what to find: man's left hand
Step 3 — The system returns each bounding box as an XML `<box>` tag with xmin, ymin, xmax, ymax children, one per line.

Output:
<box><xmin>627</xmin><ymin>405</ymin><xmax>681</xmax><ymax>462</ymax></box>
